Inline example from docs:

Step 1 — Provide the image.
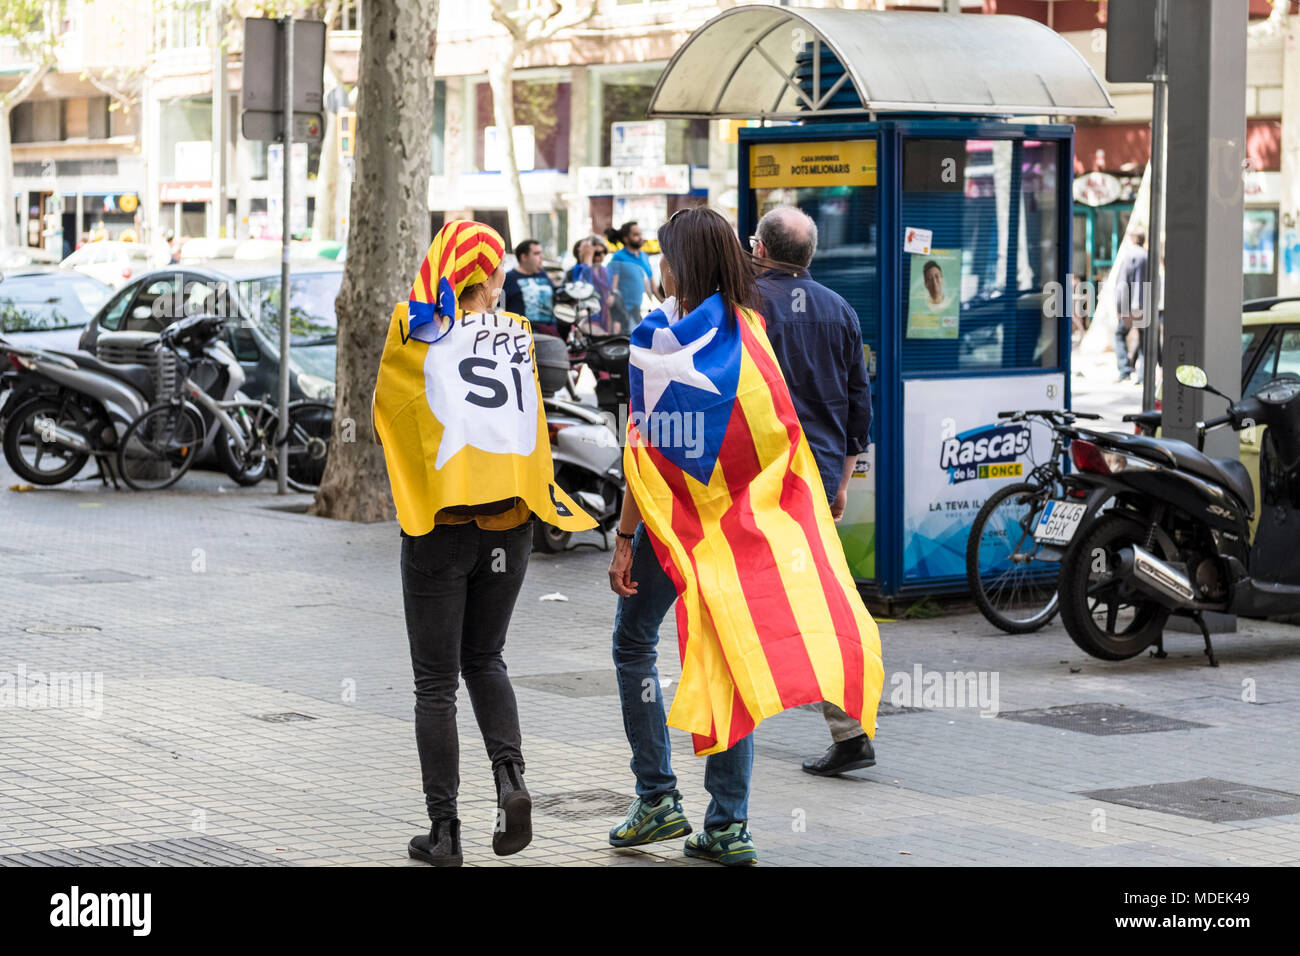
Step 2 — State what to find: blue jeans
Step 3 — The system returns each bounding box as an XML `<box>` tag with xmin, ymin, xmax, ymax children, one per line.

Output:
<box><xmin>611</xmin><ymin>525</ymin><xmax>753</xmax><ymax>830</ymax></box>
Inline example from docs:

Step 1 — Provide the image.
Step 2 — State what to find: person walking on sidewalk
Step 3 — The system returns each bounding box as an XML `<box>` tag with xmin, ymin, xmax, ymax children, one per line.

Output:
<box><xmin>605</xmin><ymin>221</ymin><xmax>655</xmax><ymax>331</ymax></box>
<box><xmin>373</xmin><ymin>220</ymin><xmax>594</xmax><ymax>867</ymax></box>
<box><xmin>607</xmin><ymin>208</ymin><xmax>884</xmax><ymax>866</ymax></box>
<box><xmin>1114</xmin><ymin>228</ymin><xmax>1148</xmax><ymax>384</ymax></box>
<box><xmin>750</xmin><ymin>206</ymin><xmax>879</xmax><ymax>777</ymax></box>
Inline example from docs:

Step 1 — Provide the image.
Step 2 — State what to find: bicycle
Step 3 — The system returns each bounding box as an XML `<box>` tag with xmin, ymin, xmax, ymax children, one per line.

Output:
<box><xmin>115</xmin><ymin>317</ymin><xmax>332</xmax><ymax>493</ymax></box>
<box><xmin>964</xmin><ymin>408</ymin><xmax>1101</xmax><ymax>633</ymax></box>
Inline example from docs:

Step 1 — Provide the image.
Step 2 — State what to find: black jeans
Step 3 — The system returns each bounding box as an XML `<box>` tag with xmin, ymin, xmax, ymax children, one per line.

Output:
<box><xmin>400</xmin><ymin>519</ymin><xmax>533</xmax><ymax>822</ymax></box>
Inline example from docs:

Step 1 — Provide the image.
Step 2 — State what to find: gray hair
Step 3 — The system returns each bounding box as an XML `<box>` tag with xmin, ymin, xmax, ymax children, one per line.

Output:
<box><xmin>756</xmin><ymin>206</ymin><xmax>818</xmax><ymax>268</ymax></box>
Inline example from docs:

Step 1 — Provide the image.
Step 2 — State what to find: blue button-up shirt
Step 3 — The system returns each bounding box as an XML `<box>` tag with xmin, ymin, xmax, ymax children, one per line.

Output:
<box><xmin>756</xmin><ymin>266</ymin><xmax>872</xmax><ymax>502</ymax></box>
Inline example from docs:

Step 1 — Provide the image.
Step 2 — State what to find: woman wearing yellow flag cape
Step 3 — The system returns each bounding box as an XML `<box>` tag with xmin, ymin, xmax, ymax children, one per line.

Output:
<box><xmin>373</xmin><ymin>220</ymin><xmax>594</xmax><ymax>867</ymax></box>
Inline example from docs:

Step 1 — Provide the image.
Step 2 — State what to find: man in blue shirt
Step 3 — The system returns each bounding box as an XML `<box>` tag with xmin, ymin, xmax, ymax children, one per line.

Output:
<box><xmin>504</xmin><ymin>239</ymin><xmax>557</xmax><ymax>336</ymax></box>
<box><xmin>752</xmin><ymin>205</ymin><xmax>877</xmax><ymax>777</ymax></box>
<box><xmin>605</xmin><ymin>221</ymin><xmax>654</xmax><ymax>331</ymax></box>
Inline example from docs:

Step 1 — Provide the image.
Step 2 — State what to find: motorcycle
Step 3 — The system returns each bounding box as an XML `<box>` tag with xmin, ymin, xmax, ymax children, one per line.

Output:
<box><xmin>1053</xmin><ymin>364</ymin><xmax>1300</xmax><ymax>666</ymax></box>
<box><xmin>533</xmin><ymin>328</ymin><xmax>624</xmax><ymax>553</ymax></box>
<box><xmin>553</xmin><ymin>279</ymin><xmax>630</xmax><ymax>422</ymax></box>
<box><xmin>0</xmin><ymin>315</ymin><xmax>246</xmax><ymax>487</ymax></box>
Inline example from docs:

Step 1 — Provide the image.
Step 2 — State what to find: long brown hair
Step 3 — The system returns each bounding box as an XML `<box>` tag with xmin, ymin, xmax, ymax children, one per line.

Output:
<box><xmin>656</xmin><ymin>207</ymin><xmax>761</xmax><ymax>318</ymax></box>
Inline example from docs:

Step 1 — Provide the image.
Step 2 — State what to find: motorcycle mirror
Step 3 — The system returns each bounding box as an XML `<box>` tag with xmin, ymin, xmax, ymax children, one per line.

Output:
<box><xmin>1176</xmin><ymin>365</ymin><xmax>1208</xmax><ymax>389</ymax></box>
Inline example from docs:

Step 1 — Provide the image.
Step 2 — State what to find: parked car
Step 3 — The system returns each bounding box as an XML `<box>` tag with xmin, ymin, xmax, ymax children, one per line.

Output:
<box><xmin>0</xmin><ymin>267</ymin><xmax>113</xmax><ymax>352</ymax></box>
<box><xmin>0</xmin><ymin>245</ymin><xmax>62</xmax><ymax>268</ymax></box>
<box><xmin>61</xmin><ymin>241</ymin><xmax>161</xmax><ymax>288</ymax></box>
<box><xmin>78</xmin><ymin>259</ymin><xmax>342</xmax><ymax>403</ymax></box>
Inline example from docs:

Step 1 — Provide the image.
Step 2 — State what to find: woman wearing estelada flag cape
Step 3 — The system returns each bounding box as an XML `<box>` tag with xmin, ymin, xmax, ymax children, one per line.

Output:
<box><xmin>373</xmin><ymin>220</ymin><xmax>594</xmax><ymax>867</ymax></box>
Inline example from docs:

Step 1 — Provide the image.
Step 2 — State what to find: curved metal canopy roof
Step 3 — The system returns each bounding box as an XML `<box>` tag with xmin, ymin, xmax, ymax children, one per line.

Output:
<box><xmin>648</xmin><ymin>6</ymin><xmax>1115</xmax><ymax>120</ymax></box>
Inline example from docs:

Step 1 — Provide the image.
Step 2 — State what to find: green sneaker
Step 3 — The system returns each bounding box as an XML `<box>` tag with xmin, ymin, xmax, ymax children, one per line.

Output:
<box><xmin>683</xmin><ymin>822</ymin><xmax>758</xmax><ymax>866</ymax></box>
<box><xmin>608</xmin><ymin>792</ymin><xmax>692</xmax><ymax>848</ymax></box>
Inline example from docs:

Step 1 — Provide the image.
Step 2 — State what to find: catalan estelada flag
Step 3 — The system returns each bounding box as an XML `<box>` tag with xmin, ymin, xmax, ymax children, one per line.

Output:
<box><xmin>624</xmin><ymin>292</ymin><xmax>884</xmax><ymax>756</ymax></box>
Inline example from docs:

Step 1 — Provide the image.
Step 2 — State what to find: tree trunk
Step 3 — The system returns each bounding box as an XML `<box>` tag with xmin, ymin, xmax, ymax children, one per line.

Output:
<box><xmin>487</xmin><ymin>47</ymin><xmax>528</xmax><ymax>249</ymax></box>
<box><xmin>309</xmin><ymin>0</ymin><xmax>438</xmax><ymax>522</ymax></box>
<box><xmin>0</xmin><ymin>107</ymin><xmax>17</xmax><ymax>248</ymax></box>
<box><xmin>315</xmin><ymin>87</ymin><xmax>340</xmax><ymax>240</ymax></box>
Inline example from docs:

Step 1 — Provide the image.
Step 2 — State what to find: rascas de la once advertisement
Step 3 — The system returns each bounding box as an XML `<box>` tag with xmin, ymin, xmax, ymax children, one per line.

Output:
<box><xmin>902</xmin><ymin>374</ymin><xmax>1065</xmax><ymax>581</ymax></box>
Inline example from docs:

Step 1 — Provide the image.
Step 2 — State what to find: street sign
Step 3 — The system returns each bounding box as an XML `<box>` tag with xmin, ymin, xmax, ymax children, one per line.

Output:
<box><xmin>242</xmin><ymin>17</ymin><xmax>326</xmax><ymax>114</ymax></box>
<box><xmin>240</xmin><ymin>110</ymin><xmax>324</xmax><ymax>144</ymax></box>
<box><xmin>1105</xmin><ymin>0</ymin><xmax>1158</xmax><ymax>83</ymax></box>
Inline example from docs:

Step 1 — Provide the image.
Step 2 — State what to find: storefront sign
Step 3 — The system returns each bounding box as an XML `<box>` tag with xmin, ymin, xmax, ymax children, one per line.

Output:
<box><xmin>1072</xmin><ymin>171</ymin><xmax>1122</xmax><ymax>207</ymax></box>
<box><xmin>576</xmin><ymin>165</ymin><xmax>691</xmax><ymax>197</ymax></box>
<box><xmin>749</xmin><ymin>140</ymin><xmax>876</xmax><ymax>189</ymax></box>
<box><xmin>613</xmin><ymin>195</ymin><xmax>667</xmax><ymax>232</ymax></box>
<box><xmin>901</xmin><ymin>375</ymin><xmax>1064</xmax><ymax>581</ymax></box>
<box><xmin>611</xmin><ymin>120</ymin><xmax>666</xmax><ymax>167</ymax></box>
<box><xmin>159</xmin><ymin>182</ymin><xmax>213</xmax><ymax>203</ymax></box>
<box><xmin>484</xmin><ymin>125</ymin><xmax>536</xmax><ymax>172</ymax></box>
<box><xmin>1244</xmin><ymin>209</ymin><xmax>1276</xmax><ymax>275</ymax></box>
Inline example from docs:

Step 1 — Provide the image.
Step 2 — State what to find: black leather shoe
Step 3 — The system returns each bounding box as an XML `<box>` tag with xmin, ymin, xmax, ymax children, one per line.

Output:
<box><xmin>409</xmin><ymin>817</ymin><xmax>462</xmax><ymax>866</ymax></box>
<box><xmin>493</xmin><ymin>762</ymin><xmax>533</xmax><ymax>856</ymax></box>
<box><xmin>801</xmin><ymin>734</ymin><xmax>876</xmax><ymax>776</ymax></box>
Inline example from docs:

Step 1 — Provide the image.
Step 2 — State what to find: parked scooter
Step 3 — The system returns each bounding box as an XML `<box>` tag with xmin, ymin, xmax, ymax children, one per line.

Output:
<box><xmin>1054</xmin><ymin>364</ymin><xmax>1300</xmax><ymax>665</ymax></box>
<box><xmin>533</xmin><ymin>331</ymin><xmax>624</xmax><ymax>553</ymax></box>
<box><xmin>553</xmin><ymin>279</ymin><xmax>630</xmax><ymax>421</ymax></box>
<box><xmin>0</xmin><ymin>316</ymin><xmax>245</xmax><ymax>486</ymax></box>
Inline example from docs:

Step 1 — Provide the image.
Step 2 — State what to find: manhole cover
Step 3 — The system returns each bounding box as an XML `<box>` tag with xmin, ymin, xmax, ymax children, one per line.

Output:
<box><xmin>998</xmin><ymin>702</ymin><xmax>1208</xmax><ymax>735</ymax></box>
<box><xmin>534</xmin><ymin>789</ymin><xmax>630</xmax><ymax>819</ymax></box>
<box><xmin>22</xmin><ymin>625</ymin><xmax>102</xmax><ymax>635</ymax></box>
<box><xmin>0</xmin><ymin>836</ymin><xmax>291</xmax><ymax>867</ymax></box>
<box><xmin>251</xmin><ymin>712</ymin><xmax>318</xmax><ymax>723</ymax></box>
<box><xmin>512</xmin><ymin>669</ymin><xmax>618</xmax><ymax>698</ymax></box>
<box><xmin>15</xmin><ymin>569</ymin><xmax>148</xmax><ymax>586</ymax></box>
<box><xmin>1082</xmin><ymin>777</ymin><xmax>1300</xmax><ymax>823</ymax></box>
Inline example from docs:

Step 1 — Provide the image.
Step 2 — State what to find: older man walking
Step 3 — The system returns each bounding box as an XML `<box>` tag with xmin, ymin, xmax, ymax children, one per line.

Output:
<box><xmin>752</xmin><ymin>205</ymin><xmax>878</xmax><ymax>776</ymax></box>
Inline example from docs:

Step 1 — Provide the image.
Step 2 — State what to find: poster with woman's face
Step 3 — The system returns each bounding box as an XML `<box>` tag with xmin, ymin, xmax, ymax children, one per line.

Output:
<box><xmin>907</xmin><ymin>249</ymin><xmax>962</xmax><ymax>339</ymax></box>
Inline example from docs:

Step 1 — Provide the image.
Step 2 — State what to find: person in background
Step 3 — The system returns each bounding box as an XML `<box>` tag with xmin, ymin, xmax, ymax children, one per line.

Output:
<box><xmin>1114</xmin><ymin>228</ymin><xmax>1148</xmax><ymax>384</ymax></box>
<box><xmin>750</xmin><ymin>205</ymin><xmax>878</xmax><ymax>778</ymax></box>
<box><xmin>605</xmin><ymin>221</ymin><xmax>654</xmax><ymax>331</ymax></box>
<box><xmin>504</xmin><ymin>238</ymin><xmax>558</xmax><ymax>337</ymax></box>
<box><xmin>566</xmin><ymin>236</ymin><xmax>611</xmax><ymax>330</ymax></box>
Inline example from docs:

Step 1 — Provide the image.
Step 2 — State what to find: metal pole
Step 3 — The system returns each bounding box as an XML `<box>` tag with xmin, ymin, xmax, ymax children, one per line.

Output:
<box><xmin>1142</xmin><ymin>0</ymin><xmax>1168</xmax><ymax>412</ymax></box>
<box><xmin>278</xmin><ymin>15</ymin><xmax>293</xmax><ymax>495</ymax></box>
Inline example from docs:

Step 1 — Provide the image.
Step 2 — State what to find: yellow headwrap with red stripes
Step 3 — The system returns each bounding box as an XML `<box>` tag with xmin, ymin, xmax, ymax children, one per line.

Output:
<box><xmin>407</xmin><ymin>219</ymin><xmax>506</xmax><ymax>341</ymax></box>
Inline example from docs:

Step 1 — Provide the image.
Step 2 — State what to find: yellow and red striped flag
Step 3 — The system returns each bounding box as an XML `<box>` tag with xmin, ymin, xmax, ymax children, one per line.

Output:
<box><xmin>624</xmin><ymin>293</ymin><xmax>884</xmax><ymax>755</ymax></box>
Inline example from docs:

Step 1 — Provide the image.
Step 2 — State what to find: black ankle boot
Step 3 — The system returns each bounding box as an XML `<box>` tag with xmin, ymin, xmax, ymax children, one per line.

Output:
<box><xmin>409</xmin><ymin>817</ymin><xmax>463</xmax><ymax>867</ymax></box>
<box><xmin>493</xmin><ymin>762</ymin><xmax>532</xmax><ymax>856</ymax></box>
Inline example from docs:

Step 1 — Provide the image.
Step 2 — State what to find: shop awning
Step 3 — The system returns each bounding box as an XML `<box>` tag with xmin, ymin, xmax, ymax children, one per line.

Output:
<box><xmin>648</xmin><ymin>6</ymin><xmax>1115</xmax><ymax>120</ymax></box>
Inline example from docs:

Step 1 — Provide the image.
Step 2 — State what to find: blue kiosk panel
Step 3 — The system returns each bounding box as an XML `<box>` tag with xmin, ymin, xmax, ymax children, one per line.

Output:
<box><xmin>739</xmin><ymin>120</ymin><xmax>1075</xmax><ymax>599</ymax></box>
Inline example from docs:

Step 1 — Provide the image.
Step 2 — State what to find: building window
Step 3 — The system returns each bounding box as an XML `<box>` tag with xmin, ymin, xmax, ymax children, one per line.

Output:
<box><xmin>330</xmin><ymin>0</ymin><xmax>363</xmax><ymax>31</ymax></box>
<box><xmin>160</xmin><ymin>0</ymin><xmax>211</xmax><ymax>51</ymax></box>
<box><xmin>473</xmin><ymin>78</ymin><xmax>571</xmax><ymax>172</ymax></box>
<box><xmin>432</xmin><ymin>80</ymin><xmax>446</xmax><ymax>176</ymax></box>
<box><xmin>593</xmin><ymin>68</ymin><xmax>707</xmax><ymax>167</ymax></box>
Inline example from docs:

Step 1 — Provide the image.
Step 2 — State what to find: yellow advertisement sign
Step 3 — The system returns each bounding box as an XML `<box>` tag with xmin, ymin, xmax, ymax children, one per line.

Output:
<box><xmin>750</xmin><ymin>140</ymin><xmax>876</xmax><ymax>189</ymax></box>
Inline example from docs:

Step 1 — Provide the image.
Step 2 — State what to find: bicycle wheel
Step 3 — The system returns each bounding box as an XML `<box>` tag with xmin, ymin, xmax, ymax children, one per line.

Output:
<box><xmin>965</xmin><ymin>481</ymin><xmax>1060</xmax><ymax>633</ymax></box>
<box><xmin>215</xmin><ymin>402</ymin><xmax>274</xmax><ymax>487</ymax></box>
<box><xmin>280</xmin><ymin>400</ymin><xmax>332</xmax><ymax>493</ymax></box>
<box><xmin>116</xmin><ymin>403</ymin><xmax>204</xmax><ymax>491</ymax></box>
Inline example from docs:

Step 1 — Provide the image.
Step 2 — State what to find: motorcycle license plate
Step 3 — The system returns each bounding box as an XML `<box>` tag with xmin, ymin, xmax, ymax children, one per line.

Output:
<box><xmin>1033</xmin><ymin>500</ymin><xmax>1087</xmax><ymax>545</ymax></box>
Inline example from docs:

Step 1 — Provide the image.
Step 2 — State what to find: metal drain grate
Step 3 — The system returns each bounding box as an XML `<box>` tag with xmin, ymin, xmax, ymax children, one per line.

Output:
<box><xmin>998</xmin><ymin>702</ymin><xmax>1208</xmax><ymax>736</ymax></box>
<box><xmin>251</xmin><ymin>712</ymin><xmax>318</xmax><ymax>723</ymax></box>
<box><xmin>1082</xmin><ymin>777</ymin><xmax>1300</xmax><ymax>823</ymax></box>
<box><xmin>0</xmin><ymin>836</ymin><xmax>292</xmax><ymax>867</ymax></box>
<box><xmin>534</xmin><ymin>789</ymin><xmax>631</xmax><ymax>819</ymax></box>
<box><xmin>512</xmin><ymin>669</ymin><xmax>619</xmax><ymax>698</ymax></box>
<box><xmin>16</xmin><ymin>569</ymin><xmax>148</xmax><ymax>586</ymax></box>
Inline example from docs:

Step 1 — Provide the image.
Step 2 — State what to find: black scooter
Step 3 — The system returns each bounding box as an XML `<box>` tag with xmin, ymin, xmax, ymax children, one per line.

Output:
<box><xmin>1053</xmin><ymin>365</ymin><xmax>1300</xmax><ymax>666</ymax></box>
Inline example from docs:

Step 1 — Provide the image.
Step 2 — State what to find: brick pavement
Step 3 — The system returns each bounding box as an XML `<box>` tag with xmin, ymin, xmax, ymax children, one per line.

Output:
<box><xmin>2</xmin><ymin>463</ymin><xmax>1300</xmax><ymax>866</ymax></box>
